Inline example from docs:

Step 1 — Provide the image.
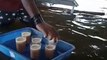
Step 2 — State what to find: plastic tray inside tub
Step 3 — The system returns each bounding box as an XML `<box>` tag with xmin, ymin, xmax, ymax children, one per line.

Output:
<box><xmin>0</xmin><ymin>27</ymin><xmax>75</xmax><ymax>60</ymax></box>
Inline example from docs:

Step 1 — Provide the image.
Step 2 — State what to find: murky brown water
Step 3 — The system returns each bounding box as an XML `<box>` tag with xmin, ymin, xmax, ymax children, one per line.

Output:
<box><xmin>0</xmin><ymin>3</ymin><xmax>107</xmax><ymax>60</ymax></box>
<box><xmin>40</xmin><ymin>8</ymin><xmax>107</xmax><ymax>60</ymax></box>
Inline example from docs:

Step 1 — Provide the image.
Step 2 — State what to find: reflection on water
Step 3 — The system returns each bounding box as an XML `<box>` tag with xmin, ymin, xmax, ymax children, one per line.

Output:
<box><xmin>39</xmin><ymin>6</ymin><xmax>107</xmax><ymax>60</ymax></box>
<box><xmin>0</xmin><ymin>1</ymin><xmax>107</xmax><ymax>60</ymax></box>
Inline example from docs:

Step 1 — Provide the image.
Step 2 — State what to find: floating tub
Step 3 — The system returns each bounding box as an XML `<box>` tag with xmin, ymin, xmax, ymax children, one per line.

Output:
<box><xmin>0</xmin><ymin>27</ymin><xmax>75</xmax><ymax>60</ymax></box>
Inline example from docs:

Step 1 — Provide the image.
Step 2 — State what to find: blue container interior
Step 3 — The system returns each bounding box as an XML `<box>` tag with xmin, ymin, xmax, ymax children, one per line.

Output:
<box><xmin>0</xmin><ymin>27</ymin><xmax>75</xmax><ymax>60</ymax></box>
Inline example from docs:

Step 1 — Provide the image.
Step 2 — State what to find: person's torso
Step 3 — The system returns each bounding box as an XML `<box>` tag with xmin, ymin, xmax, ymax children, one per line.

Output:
<box><xmin>0</xmin><ymin>0</ymin><xmax>23</xmax><ymax>12</ymax></box>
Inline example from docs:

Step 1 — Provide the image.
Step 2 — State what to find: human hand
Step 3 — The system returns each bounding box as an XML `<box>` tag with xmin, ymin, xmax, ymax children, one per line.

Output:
<box><xmin>36</xmin><ymin>22</ymin><xmax>59</xmax><ymax>42</ymax></box>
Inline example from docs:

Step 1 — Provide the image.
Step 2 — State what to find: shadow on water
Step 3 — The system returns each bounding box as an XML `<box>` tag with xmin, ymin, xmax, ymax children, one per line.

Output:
<box><xmin>0</xmin><ymin>2</ymin><xmax>107</xmax><ymax>60</ymax></box>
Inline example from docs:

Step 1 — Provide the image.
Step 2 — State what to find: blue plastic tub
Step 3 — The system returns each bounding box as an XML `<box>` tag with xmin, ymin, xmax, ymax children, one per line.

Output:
<box><xmin>0</xmin><ymin>27</ymin><xmax>75</xmax><ymax>60</ymax></box>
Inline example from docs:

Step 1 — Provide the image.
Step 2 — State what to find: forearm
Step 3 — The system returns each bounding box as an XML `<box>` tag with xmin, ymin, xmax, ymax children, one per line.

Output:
<box><xmin>21</xmin><ymin>0</ymin><xmax>44</xmax><ymax>24</ymax></box>
<box><xmin>21</xmin><ymin>0</ymin><xmax>40</xmax><ymax>18</ymax></box>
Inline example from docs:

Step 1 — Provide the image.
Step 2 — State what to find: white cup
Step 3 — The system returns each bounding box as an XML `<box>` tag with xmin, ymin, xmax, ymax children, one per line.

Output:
<box><xmin>45</xmin><ymin>44</ymin><xmax>56</xmax><ymax>59</ymax></box>
<box><xmin>32</xmin><ymin>37</ymin><xmax>42</xmax><ymax>44</ymax></box>
<box><xmin>22</xmin><ymin>31</ymin><xmax>31</xmax><ymax>43</ymax></box>
<box><xmin>16</xmin><ymin>37</ymin><xmax>26</xmax><ymax>53</ymax></box>
<box><xmin>30</xmin><ymin>44</ymin><xmax>41</xmax><ymax>60</ymax></box>
<box><xmin>31</xmin><ymin>35</ymin><xmax>42</xmax><ymax>44</ymax></box>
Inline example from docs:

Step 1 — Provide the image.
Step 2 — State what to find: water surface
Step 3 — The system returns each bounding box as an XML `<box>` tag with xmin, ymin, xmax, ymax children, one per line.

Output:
<box><xmin>0</xmin><ymin>0</ymin><xmax>107</xmax><ymax>60</ymax></box>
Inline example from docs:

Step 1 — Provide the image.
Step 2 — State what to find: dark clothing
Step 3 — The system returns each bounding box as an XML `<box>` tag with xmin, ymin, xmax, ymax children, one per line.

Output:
<box><xmin>0</xmin><ymin>8</ymin><xmax>31</xmax><ymax>26</ymax></box>
<box><xmin>0</xmin><ymin>0</ymin><xmax>32</xmax><ymax>26</ymax></box>
<box><xmin>0</xmin><ymin>0</ymin><xmax>23</xmax><ymax>12</ymax></box>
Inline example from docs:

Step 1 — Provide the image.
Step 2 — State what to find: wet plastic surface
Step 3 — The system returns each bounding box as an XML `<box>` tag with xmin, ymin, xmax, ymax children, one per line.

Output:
<box><xmin>0</xmin><ymin>27</ymin><xmax>75</xmax><ymax>60</ymax></box>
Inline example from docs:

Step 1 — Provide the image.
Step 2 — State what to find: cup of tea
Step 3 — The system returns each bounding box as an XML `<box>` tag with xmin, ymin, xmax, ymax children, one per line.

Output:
<box><xmin>15</xmin><ymin>37</ymin><xmax>26</xmax><ymax>53</ymax></box>
<box><xmin>30</xmin><ymin>44</ymin><xmax>41</xmax><ymax>60</ymax></box>
<box><xmin>21</xmin><ymin>31</ymin><xmax>31</xmax><ymax>43</ymax></box>
<box><xmin>45</xmin><ymin>43</ymin><xmax>56</xmax><ymax>59</ymax></box>
<box><xmin>31</xmin><ymin>36</ymin><xmax>42</xmax><ymax>44</ymax></box>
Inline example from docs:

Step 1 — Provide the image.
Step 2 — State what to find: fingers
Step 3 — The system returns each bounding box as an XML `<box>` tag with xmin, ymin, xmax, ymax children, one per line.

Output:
<box><xmin>36</xmin><ymin>23</ymin><xmax>59</xmax><ymax>42</ymax></box>
<box><xmin>50</xmin><ymin>33</ymin><xmax>59</xmax><ymax>42</ymax></box>
<box><xmin>46</xmin><ymin>29</ymin><xmax>59</xmax><ymax>43</ymax></box>
<box><xmin>54</xmin><ymin>37</ymin><xmax>59</xmax><ymax>43</ymax></box>
<box><xmin>42</xmin><ymin>29</ymin><xmax>49</xmax><ymax>38</ymax></box>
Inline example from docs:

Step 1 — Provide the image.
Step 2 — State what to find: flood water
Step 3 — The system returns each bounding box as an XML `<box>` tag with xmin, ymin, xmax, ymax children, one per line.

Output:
<box><xmin>40</xmin><ymin>8</ymin><xmax>107</xmax><ymax>60</ymax></box>
<box><xmin>0</xmin><ymin>0</ymin><xmax>107</xmax><ymax>60</ymax></box>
